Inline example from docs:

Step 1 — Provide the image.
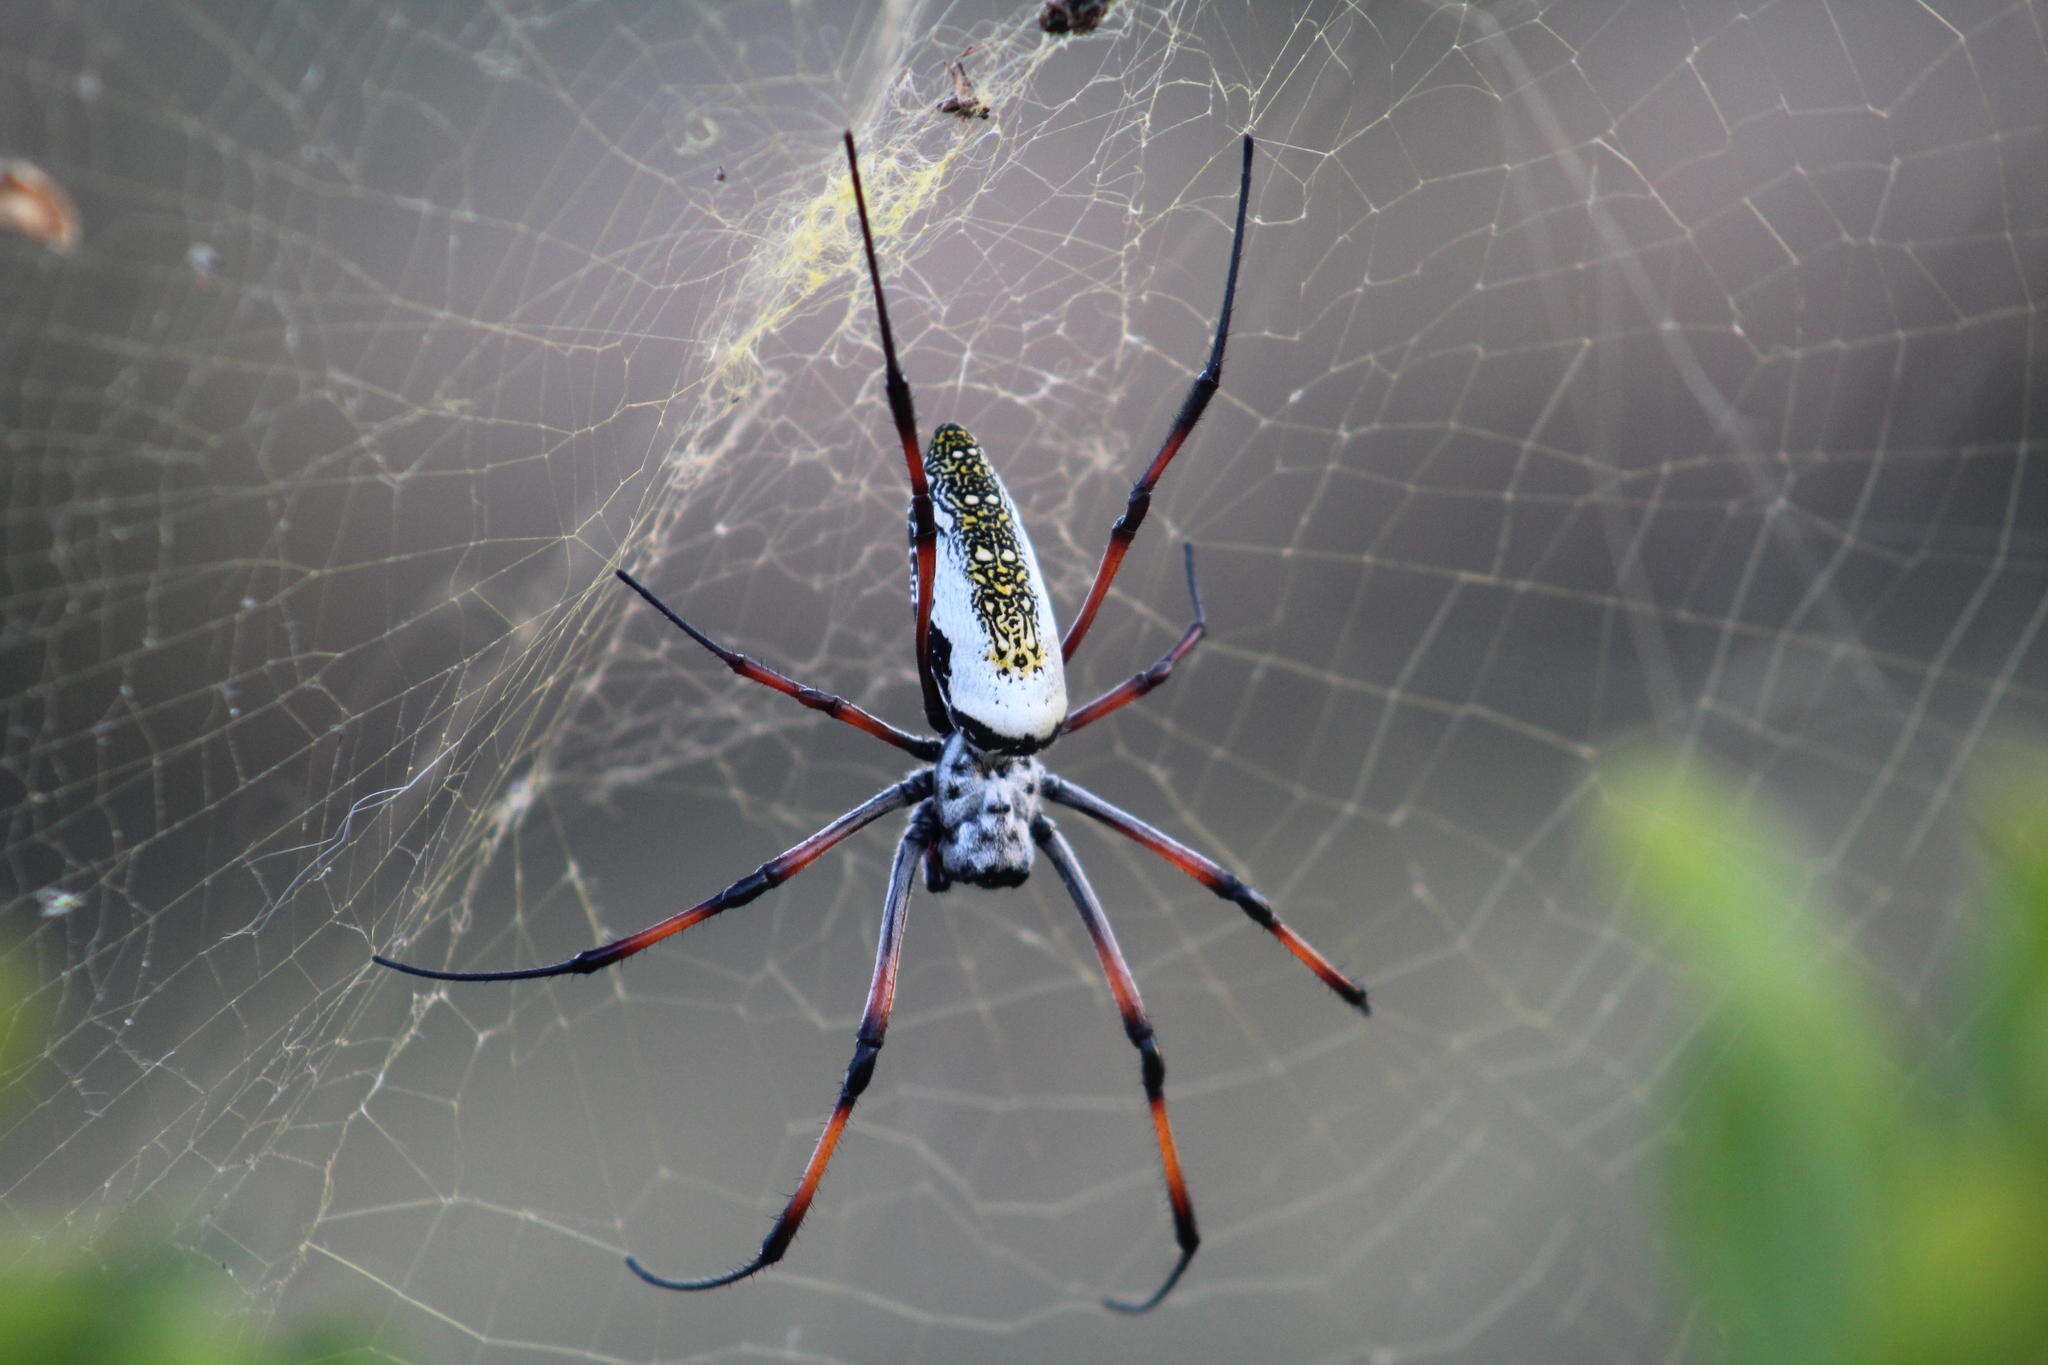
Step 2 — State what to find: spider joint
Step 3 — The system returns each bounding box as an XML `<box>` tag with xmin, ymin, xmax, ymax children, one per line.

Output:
<box><xmin>1214</xmin><ymin>872</ymin><xmax>1261</xmax><ymax>910</ymax></box>
<box><xmin>758</xmin><ymin>1224</ymin><xmax>797</xmax><ymax>1264</ymax></box>
<box><xmin>844</xmin><ymin>1038</ymin><xmax>883</xmax><ymax>1096</ymax></box>
<box><xmin>1135</xmin><ymin>1035</ymin><xmax>1166</xmax><ymax>1093</ymax></box>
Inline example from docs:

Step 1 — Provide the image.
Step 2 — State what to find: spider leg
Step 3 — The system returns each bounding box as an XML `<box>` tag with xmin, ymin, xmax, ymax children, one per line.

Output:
<box><xmin>1062</xmin><ymin>542</ymin><xmax>1204</xmax><ymax>737</ymax></box>
<box><xmin>1061</xmin><ymin>135</ymin><xmax>1252</xmax><ymax>664</ymax></box>
<box><xmin>615</xmin><ymin>569</ymin><xmax>941</xmax><ymax>760</ymax></box>
<box><xmin>1044</xmin><ymin>776</ymin><xmax>1369</xmax><ymax>1015</ymax></box>
<box><xmin>1034</xmin><ymin>817</ymin><xmax>1198</xmax><ymax>1313</ymax></box>
<box><xmin>843</xmin><ymin>131</ymin><xmax>948</xmax><ymax>735</ymax></box>
<box><xmin>372</xmin><ymin>774</ymin><xmax>931</xmax><ymax>983</ymax></box>
<box><xmin>628</xmin><ymin>817</ymin><xmax>930</xmax><ymax>1291</ymax></box>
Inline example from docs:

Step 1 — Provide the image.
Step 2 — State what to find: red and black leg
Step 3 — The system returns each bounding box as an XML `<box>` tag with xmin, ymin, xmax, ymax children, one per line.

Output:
<box><xmin>1035</xmin><ymin>816</ymin><xmax>1199</xmax><ymax>1313</ymax></box>
<box><xmin>1061</xmin><ymin>134</ymin><xmax>1253</xmax><ymax>664</ymax></box>
<box><xmin>372</xmin><ymin>774</ymin><xmax>931</xmax><ymax>982</ymax></box>
<box><xmin>1063</xmin><ymin>542</ymin><xmax>1205</xmax><ymax>736</ymax></box>
<box><xmin>628</xmin><ymin>816</ymin><xmax>930</xmax><ymax>1290</ymax></box>
<box><xmin>614</xmin><ymin>568</ymin><xmax>939</xmax><ymax>759</ymax></box>
<box><xmin>843</xmin><ymin>131</ymin><xmax>948</xmax><ymax>735</ymax></box>
<box><xmin>1044</xmin><ymin>775</ymin><xmax>1369</xmax><ymax>1015</ymax></box>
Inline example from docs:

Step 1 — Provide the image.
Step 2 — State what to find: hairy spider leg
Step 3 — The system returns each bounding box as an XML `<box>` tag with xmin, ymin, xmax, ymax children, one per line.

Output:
<box><xmin>629</xmin><ymin>818</ymin><xmax>929</xmax><ymax>1290</ymax></box>
<box><xmin>372</xmin><ymin>775</ymin><xmax>931</xmax><ymax>982</ymax></box>
<box><xmin>1045</xmin><ymin>775</ymin><xmax>1370</xmax><ymax>1014</ymax></box>
<box><xmin>844</xmin><ymin>131</ymin><xmax>948</xmax><ymax>736</ymax></box>
<box><xmin>1062</xmin><ymin>542</ymin><xmax>1205</xmax><ymax>735</ymax></box>
<box><xmin>1061</xmin><ymin>133</ymin><xmax>1253</xmax><ymax>663</ymax></box>
<box><xmin>615</xmin><ymin>568</ymin><xmax>940</xmax><ymax>760</ymax></box>
<box><xmin>1035</xmin><ymin>818</ymin><xmax>1198</xmax><ymax>1312</ymax></box>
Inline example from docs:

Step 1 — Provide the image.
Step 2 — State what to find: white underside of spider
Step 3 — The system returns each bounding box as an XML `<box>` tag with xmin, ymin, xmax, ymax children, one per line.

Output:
<box><xmin>374</xmin><ymin>131</ymin><xmax>1370</xmax><ymax>1316</ymax></box>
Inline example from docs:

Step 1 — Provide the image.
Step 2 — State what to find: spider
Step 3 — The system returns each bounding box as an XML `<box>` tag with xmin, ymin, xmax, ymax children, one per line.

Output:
<box><xmin>935</xmin><ymin>53</ymin><xmax>992</xmax><ymax>121</ymax></box>
<box><xmin>373</xmin><ymin>131</ymin><xmax>1369</xmax><ymax>1313</ymax></box>
<box><xmin>1041</xmin><ymin>0</ymin><xmax>1112</xmax><ymax>36</ymax></box>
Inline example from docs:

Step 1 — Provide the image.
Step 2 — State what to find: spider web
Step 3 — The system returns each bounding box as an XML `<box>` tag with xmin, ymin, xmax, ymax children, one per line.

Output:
<box><xmin>4</xmin><ymin>0</ymin><xmax>2043</xmax><ymax>1358</ymax></box>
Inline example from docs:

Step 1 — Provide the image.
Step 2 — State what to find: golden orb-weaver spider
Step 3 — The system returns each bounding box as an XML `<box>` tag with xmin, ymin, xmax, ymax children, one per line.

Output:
<box><xmin>375</xmin><ymin>132</ymin><xmax>1368</xmax><ymax>1313</ymax></box>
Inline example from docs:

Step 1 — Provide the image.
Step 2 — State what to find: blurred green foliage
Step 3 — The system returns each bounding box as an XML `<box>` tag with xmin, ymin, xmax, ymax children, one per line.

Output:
<box><xmin>0</xmin><ymin>951</ymin><xmax>375</xmax><ymax>1364</ymax></box>
<box><xmin>1597</xmin><ymin>750</ymin><xmax>2048</xmax><ymax>1363</ymax></box>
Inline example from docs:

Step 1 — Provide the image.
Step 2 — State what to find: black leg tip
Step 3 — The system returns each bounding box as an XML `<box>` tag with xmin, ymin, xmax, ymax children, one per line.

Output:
<box><xmin>1104</xmin><ymin>1280</ymin><xmax>1177</xmax><ymax>1313</ymax></box>
<box><xmin>1101</xmin><ymin>1246</ymin><xmax>1194</xmax><ymax>1314</ymax></box>
<box><xmin>371</xmin><ymin>952</ymin><xmax>445</xmax><ymax>981</ymax></box>
<box><xmin>626</xmin><ymin>1254</ymin><xmax>694</xmax><ymax>1291</ymax></box>
<box><xmin>627</xmin><ymin>1252</ymin><xmax>763</xmax><ymax>1292</ymax></box>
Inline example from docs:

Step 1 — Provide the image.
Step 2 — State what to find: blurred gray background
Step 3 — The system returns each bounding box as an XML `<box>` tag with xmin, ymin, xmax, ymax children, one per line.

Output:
<box><xmin>3</xmin><ymin>1</ymin><xmax>2043</xmax><ymax>1360</ymax></box>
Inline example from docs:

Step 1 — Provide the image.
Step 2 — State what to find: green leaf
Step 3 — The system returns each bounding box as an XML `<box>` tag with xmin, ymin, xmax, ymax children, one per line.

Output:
<box><xmin>1595</xmin><ymin>753</ymin><xmax>1895</xmax><ymax>1363</ymax></box>
<box><xmin>1969</xmin><ymin>749</ymin><xmax>2048</xmax><ymax>1135</ymax></box>
<box><xmin>1870</xmin><ymin>1136</ymin><xmax>2048</xmax><ymax>1363</ymax></box>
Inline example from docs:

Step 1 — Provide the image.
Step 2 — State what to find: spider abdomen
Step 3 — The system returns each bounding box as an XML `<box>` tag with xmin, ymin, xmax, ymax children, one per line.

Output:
<box><xmin>930</xmin><ymin>731</ymin><xmax>1044</xmax><ymax>888</ymax></box>
<box><xmin>924</xmin><ymin>424</ymin><xmax>1067</xmax><ymax>754</ymax></box>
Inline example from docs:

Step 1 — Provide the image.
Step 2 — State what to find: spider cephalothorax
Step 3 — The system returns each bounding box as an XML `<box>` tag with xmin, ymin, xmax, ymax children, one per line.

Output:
<box><xmin>375</xmin><ymin>131</ymin><xmax>1369</xmax><ymax>1315</ymax></box>
<box><xmin>927</xmin><ymin>732</ymin><xmax>1045</xmax><ymax>890</ymax></box>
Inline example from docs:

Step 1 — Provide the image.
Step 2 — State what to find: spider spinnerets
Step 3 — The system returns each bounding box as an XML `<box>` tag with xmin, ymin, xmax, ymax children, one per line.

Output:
<box><xmin>373</xmin><ymin>130</ymin><xmax>1369</xmax><ymax>1315</ymax></box>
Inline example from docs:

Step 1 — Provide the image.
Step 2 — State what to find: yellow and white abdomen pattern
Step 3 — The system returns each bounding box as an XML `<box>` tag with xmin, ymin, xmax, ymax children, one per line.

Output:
<box><xmin>923</xmin><ymin>423</ymin><xmax>1067</xmax><ymax>753</ymax></box>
